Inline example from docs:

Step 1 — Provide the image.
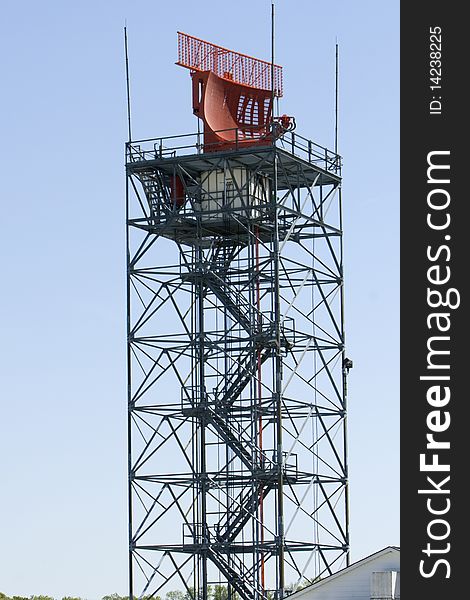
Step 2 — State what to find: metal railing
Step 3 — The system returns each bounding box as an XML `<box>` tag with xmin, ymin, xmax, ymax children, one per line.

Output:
<box><xmin>126</xmin><ymin>127</ymin><xmax>342</xmax><ymax>174</ymax></box>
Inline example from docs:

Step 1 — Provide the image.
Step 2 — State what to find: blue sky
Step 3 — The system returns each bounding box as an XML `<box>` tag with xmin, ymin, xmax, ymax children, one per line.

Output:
<box><xmin>0</xmin><ymin>1</ymin><xmax>399</xmax><ymax>597</ymax></box>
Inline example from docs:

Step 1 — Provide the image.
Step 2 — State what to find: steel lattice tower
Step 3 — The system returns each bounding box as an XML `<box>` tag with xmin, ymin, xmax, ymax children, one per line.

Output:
<box><xmin>126</xmin><ymin>33</ymin><xmax>349</xmax><ymax>600</ymax></box>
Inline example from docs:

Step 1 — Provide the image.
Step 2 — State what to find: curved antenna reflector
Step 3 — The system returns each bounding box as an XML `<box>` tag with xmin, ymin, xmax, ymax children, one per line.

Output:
<box><xmin>177</xmin><ymin>31</ymin><xmax>283</xmax><ymax>96</ymax></box>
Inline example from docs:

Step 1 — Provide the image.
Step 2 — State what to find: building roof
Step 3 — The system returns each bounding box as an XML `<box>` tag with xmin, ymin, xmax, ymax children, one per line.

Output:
<box><xmin>288</xmin><ymin>546</ymin><xmax>400</xmax><ymax>598</ymax></box>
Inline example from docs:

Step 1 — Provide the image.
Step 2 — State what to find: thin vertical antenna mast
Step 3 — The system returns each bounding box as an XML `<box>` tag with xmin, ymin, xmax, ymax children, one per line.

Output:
<box><xmin>271</xmin><ymin>2</ymin><xmax>286</xmax><ymax>598</ymax></box>
<box><xmin>271</xmin><ymin>2</ymin><xmax>276</xmax><ymax>122</ymax></box>
<box><xmin>124</xmin><ymin>26</ymin><xmax>133</xmax><ymax>143</ymax></box>
<box><xmin>124</xmin><ymin>24</ymin><xmax>133</xmax><ymax>600</ymax></box>
<box><xmin>335</xmin><ymin>42</ymin><xmax>339</xmax><ymax>155</ymax></box>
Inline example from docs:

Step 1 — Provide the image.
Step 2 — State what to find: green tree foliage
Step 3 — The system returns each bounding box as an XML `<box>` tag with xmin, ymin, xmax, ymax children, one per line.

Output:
<box><xmin>102</xmin><ymin>594</ymin><xmax>128</xmax><ymax>600</ymax></box>
<box><xmin>211</xmin><ymin>585</ymin><xmax>227</xmax><ymax>600</ymax></box>
<box><xmin>101</xmin><ymin>595</ymin><xmax>161</xmax><ymax>600</ymax></box>
<box><xmin>164</xmin><ymin>592</ymin><xmax>185</xmax><ymax>600</ymax></box>
<box><xmin>1</xmin><ymin>595</ymin><xmax>56</xmax><ymax>600</ymax></box>
<box><xmin>284</xmin><ymin>578</ymin><xmax>313</xmax><ymax>596</ymax></box>
<box><xmin>1</xmin><ymin>587</ymin><xmax>306</xmax><ymax>600</ymax></box>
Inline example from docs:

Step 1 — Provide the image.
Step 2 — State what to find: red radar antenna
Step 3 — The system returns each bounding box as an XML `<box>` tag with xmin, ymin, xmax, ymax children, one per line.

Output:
<box><xmin>177</xmin><ymin>32</ymin><xmax>293</xmax><ymax>151</ymax></box>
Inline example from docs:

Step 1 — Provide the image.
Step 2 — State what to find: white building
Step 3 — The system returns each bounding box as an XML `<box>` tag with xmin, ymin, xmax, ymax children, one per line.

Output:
<box><xmin>288</xmin><ymin>546</ymin><xmax>400</xmax><ymax>600</ymax></box>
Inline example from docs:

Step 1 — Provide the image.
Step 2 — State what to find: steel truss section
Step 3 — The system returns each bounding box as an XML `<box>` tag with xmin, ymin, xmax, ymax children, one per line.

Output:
<box><xmin>126</xmin><ymin>134</ymin><xmax>349</xmax><ymax>600</ymax></box>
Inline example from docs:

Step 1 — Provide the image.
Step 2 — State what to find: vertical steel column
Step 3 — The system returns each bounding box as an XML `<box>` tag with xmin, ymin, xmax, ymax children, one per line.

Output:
<box><xmin>272</xmin><ymin>150</ymin><xmax>285</xmax><ymax>599</ymax></box>
<box><xmin>338</xmin><ymin>185</ymin><xmax>351</xmax><ymax>566</ymax></box>
<box><xmin>125</xmin><ymin>168</ymin><xmax>134</xmax><ymax>600</ymax></box>
<box><xmin>196</xmin><ymin>241</ymin><xmax>209</xmax><ymax>599</ymax></box>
